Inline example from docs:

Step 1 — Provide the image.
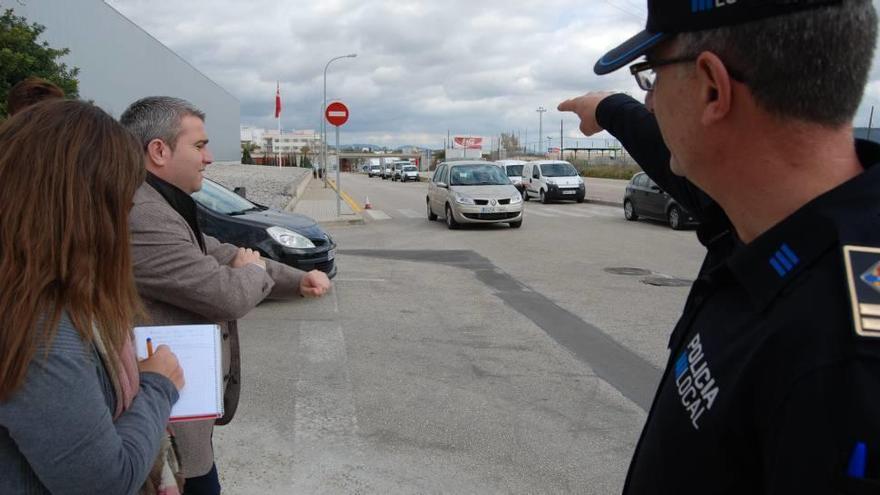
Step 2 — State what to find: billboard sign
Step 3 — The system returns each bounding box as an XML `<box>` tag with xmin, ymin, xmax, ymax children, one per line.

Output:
<box><xmin>453</xmin><ymin>136</ymin><xmax>483</xmax><ymax>150</ymax></box>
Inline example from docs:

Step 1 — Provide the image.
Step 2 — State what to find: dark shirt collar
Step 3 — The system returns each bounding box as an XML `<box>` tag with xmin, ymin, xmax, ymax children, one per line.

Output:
<box><xmin>725</xmin><ymin>139</ymin><xmax>880</xmax><ymax>310</ymax></box>
<box><xmin>145</xmin><ymin>172</ymin><xmax>206</xmax><ymax>253</ymax></box>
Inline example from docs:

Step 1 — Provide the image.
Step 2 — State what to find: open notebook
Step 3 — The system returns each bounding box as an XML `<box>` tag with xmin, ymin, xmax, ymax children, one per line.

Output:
<box><xmin>134</xmin><ymin>324</ymin><xmax>224</xmax><ymax>423</ymax></box>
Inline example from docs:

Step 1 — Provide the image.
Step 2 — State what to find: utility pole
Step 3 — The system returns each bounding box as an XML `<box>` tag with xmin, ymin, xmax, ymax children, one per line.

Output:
<box><xmin>536</xmin><ymin>106</ymin><xmax>546</xmax><ymax>158</ymax></box>
<box><xmin>868</xmin><ymin>105</ymin><xmax>875</xmax><ymax>142</ymax></box>
<box><xmin>560</xmin><ymin>119</ymin><xmax>564</xmax><ymax>160</ymax></box>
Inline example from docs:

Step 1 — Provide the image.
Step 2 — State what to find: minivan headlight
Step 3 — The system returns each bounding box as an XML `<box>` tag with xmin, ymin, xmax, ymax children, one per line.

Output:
<box><xmin>455</xmin><ymin>194</ymin><xmax>476</xmax><ymax>205</ymax></box>
<box><xmin>267</xmin><ymin>226</ymin><xmax>315</xmax><ymax>248</ymax></box>
<box><xmin>510</xmin><ymin>194</ymin><xmax>523</xmax><ymax>204</ymax></box>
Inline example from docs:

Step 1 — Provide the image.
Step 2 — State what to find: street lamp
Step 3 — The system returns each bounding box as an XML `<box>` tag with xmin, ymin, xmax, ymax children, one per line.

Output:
<box><xmin>536</xmin><ymin>106</ymin><xmax>546</xmax><ymax>158</ymax></box>
<box><xmin>322</xmin><ymin>53</ymin><xmax>357</xmax><ymax>188</ymax></box>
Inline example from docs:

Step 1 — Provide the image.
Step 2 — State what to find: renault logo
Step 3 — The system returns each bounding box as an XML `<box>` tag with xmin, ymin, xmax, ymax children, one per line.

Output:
<box><xmin>490</xmin><ymin>199</ymin><xmax>497</xmax><ymax>206</ymax></box>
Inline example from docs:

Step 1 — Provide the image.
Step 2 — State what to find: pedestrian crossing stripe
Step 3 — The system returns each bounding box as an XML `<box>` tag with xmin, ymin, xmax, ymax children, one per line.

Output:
<box><xmin>524</xmin><ymin>209</ymin><xmax>557</xmax><ymax>217</ymax></box>
<box><xmin>539</xmin><ymin>207</ymin><xmax>594</xmax><ymax>218</ymax></box>
<box><xmin>397</xmin><ymin>209</ymin><xmax>422</xmax><ymax>218</ymax></box>
<box><xmin>365</xmin><ymin>210</ymin><xmax>392</xmax><ymax>220</ymax></box>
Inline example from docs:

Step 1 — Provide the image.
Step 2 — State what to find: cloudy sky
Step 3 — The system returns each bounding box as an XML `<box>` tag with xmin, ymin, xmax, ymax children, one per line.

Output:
<box><xmin>105</xmin><ymin>0</ymin><xmax>880</xmax><ymax>149</ymax></box>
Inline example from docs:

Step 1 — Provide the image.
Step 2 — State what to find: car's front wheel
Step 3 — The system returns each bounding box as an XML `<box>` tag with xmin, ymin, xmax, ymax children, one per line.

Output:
<box><xmin>624</xmin><ymin>200</ymin><xmax>638</xmax><ymax>221</ymax></box>
<box><xmin>427</xmin><ymin>200</ymin><xmax>437</xmax><ymax>221</ymax></box>
<box><xmin>540</xmin><ymin>190</ymin><xmax>550</xmax><ymax>204</ymax></box>
<box><xmin>668</xmin><ymin>205</ymin><xmax>683</xmax><ymax>230</ymax></box>
<box><xmin>445</xmin><ymin>205</ymin><xmax>459</xmax><ymax>230</ymax></box>
<box><xmin>522</xmin><ymin>189</ymin><xmax>529</xmax><ymax>202</ymax></box>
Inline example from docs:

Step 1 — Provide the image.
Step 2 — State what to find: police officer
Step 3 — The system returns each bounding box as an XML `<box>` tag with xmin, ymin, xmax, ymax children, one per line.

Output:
<box><xmin>560</xmin><ymin>1</ymin><xmax>880</xmax><ymax>493</ymax></box>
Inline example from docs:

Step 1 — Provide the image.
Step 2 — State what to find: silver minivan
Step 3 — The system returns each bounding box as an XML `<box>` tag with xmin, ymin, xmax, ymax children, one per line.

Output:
<box><xmin>426</xmin><ymin>161</ymin><xmax>523</xmax><ymax>229</ymax></box>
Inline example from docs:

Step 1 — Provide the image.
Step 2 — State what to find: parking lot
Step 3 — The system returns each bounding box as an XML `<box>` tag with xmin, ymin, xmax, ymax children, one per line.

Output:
<box><xmin>213</xmin><ymin>170</ymin><xmax>706</xmax><ymax>493</ymax></box>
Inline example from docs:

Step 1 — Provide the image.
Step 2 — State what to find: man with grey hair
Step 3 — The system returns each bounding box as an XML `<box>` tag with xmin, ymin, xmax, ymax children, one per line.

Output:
<box><xmin>121</xmin><ymin>96</ymin><xmax>332</xmax><ymax>494</ymax></box>
<box><xmin>560</xmin><ymin>0</ymin><xmax>880</xmax><ymax>492</ymax></box>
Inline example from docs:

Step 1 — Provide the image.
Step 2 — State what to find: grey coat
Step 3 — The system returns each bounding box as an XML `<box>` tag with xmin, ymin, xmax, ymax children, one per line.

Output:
<box><xmin>129</xmin><ymin>182</ymin><xmax>303</xmax><ymax>478</ymax></box>
<box><xmin>0</xmin><ymin>314</ymin><xmax>178</xmax><ymax>494</ymax></box>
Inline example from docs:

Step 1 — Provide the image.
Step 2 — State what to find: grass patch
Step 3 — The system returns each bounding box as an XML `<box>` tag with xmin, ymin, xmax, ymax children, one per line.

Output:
<box><xmin>578</xmin><ymin>164</ymin><xmax>641</xmax><ymax>180</ymax></box>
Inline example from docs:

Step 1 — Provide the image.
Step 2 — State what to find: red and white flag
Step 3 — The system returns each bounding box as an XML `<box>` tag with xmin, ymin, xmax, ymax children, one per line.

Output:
<box><xmin>274</xmin><ymin>81</ymin><xmax>281</xmax><ymax>119</ymax></box>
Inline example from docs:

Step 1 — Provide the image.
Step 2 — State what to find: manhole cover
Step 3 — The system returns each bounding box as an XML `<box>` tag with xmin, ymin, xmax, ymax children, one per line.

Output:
<box><xmin>605</xmin><ymin>267</ymin><xmax>653</xmax><ymax>276</ymax></box>
<box><xmin>641</xmin><ymin>277</ymin><xmax>693</xmax><ymax>287</ymax></box>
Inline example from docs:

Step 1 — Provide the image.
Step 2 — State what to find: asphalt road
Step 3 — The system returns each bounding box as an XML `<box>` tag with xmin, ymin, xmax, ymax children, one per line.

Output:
<box><xmin>214</xmin><ymin>172</ymin><xmax>707</xmax><ymax>494</ymax></box>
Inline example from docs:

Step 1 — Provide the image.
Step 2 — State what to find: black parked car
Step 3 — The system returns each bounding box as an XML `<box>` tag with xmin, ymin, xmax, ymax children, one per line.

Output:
<box><xmin>623</xmin><ymin>172</ymin><xmax>697</xmax><ymax>230</ymax></box>
<box><xmin>193</xmin><ymin>178</ymin><xmax>337</xmax><ymax>277</ymax></box>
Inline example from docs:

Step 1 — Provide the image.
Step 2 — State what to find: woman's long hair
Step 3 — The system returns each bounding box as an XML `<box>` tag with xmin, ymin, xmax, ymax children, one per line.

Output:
<box><xmin>0</xmin><ymin>100</ymin><xmax>145</xmax><ymax>400</ymax></box>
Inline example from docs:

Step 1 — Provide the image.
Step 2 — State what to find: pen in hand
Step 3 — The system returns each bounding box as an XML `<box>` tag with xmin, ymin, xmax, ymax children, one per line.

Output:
<box><xmin>146</xmin><ymin>337</ymin><xmax>154</xmax><ymax>357</ymax></box>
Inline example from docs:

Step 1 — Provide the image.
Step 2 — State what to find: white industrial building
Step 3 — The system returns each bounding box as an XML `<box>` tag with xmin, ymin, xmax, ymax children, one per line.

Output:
<box><xmin>261</xmin><ymin>129</ymin><xmax>322</xmax><ymax>154</ymax></box>
<box><xmin>3</xmin><ymin>0</ymin><xmax>240</xmax><ymax>161</ymax></box>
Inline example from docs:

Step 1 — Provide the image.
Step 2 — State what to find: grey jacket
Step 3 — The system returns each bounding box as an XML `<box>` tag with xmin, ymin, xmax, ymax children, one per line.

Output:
<box><xmin>129</xmin><ymin>182</ymin><xmax>303</xmax><ymax>478</ymax></box>
<box><xmin>0</xmin><ymin>314</ymin><xmax>178</xmax><ymax>495</ymax></box>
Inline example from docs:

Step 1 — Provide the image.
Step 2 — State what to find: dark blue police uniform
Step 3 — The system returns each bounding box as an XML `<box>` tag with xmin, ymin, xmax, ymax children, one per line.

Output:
<box><xmin>598</xmin><ymin>94</ymin><xmax>880</xmax><ymax>494</ymax></box>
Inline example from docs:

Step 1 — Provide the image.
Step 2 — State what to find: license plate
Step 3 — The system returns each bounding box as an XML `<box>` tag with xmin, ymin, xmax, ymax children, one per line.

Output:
<box><xmin>328</xmin><ymin>249</ymin><xmax>336</xmax><ymax>261</ymax></box>
<box><xmin>481</xmin><ymin>207</ymin><xmax>496</xmax><ymax>214</ymax></box>
<box><xmin>562</xmin><ymin>190</ymin><xmax>576</xmax><ymax>195</ymax></box>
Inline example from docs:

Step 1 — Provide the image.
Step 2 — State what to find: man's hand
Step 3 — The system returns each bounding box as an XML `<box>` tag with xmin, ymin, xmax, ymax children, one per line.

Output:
<box><xmin>138</xmin><ymin>345</ymin><xmax>185</xmax><ymax>391</ymax></box>
<box><xmin>300</xmin><ymin>270</ymin><xmax>331</xmax><ymax>298</ymax></box>
<box><xmin>231</xmin><ymin>247</ymin><xmax>265</xmax><ymax>269</ymax></box>
<box><xmin>557</xmin><ymin>91</ymin><xmax>616</xmax><ymax>136</ymax></box>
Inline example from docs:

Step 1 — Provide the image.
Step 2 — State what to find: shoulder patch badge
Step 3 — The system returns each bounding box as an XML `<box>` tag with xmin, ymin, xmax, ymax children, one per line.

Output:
<box><xmin>843</xmin><ymin>245</ymin><xmax>880</xmax><ymax>338</ymax></box>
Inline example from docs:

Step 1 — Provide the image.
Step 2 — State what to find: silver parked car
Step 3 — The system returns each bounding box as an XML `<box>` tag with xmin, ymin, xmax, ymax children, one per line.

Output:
<box><xmin>426</xmin><ymin>161</ymin><xmax>524</xmax><ymax>229</ymax></box>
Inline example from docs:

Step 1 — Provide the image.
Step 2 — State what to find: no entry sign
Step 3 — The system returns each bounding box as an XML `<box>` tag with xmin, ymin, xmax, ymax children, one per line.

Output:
<box><xmin>325</xmin><ymin>102</ymin><xmax>349</xmax><ymax>127</ymax></box>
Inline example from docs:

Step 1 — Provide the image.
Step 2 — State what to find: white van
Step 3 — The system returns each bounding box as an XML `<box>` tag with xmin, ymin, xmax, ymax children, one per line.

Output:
<box><xmin>521</xmin><ymin>160</ymin><xmax>585</xmax><ymax>204</ymax></box>
<box><xmin>495</xmin><ymin>160</ymin><xmax>527</xmax><ymax>198</ymax></box>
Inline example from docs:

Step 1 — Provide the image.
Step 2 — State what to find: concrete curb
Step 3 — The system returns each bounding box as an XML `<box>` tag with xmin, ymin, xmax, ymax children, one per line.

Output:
<box><xmin>316</xmin><ymin>216</ymin><xmax>366</xmax><ymax>227</ymax></box>
<box><xmin>284</xmin><ymin>172</ymin><xmax>313</xmax><ymax>212</ymax></box>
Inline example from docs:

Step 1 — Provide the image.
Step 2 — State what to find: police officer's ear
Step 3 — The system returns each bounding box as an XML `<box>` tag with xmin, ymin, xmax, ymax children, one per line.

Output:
<box><xmin>695</xmin><ymin>51</ymin><xmax>733</xmax><ymax>127</ymax></box>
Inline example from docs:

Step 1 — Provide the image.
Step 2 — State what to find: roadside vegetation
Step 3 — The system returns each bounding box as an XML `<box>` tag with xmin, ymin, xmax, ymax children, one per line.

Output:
<box><xmin>570</xmin><ymin>159</ymin><xmax>641</xmax><ymax>180</ymax></box>
<box><xmin>577</xmin><ymin>164</ymin><xmax>641</xmax><ymax>180</ymax></box>
<box><xmin>0</xmin><ymin>9</ymin><xmax>79</xmax><ymax>117</ymax></box>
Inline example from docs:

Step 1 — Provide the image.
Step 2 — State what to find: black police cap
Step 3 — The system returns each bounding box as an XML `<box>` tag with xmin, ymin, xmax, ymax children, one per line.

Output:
<box><xmin>594</xmin><ymin>0</ymin><xmax>843</xmax><ymax>75</ymax></box>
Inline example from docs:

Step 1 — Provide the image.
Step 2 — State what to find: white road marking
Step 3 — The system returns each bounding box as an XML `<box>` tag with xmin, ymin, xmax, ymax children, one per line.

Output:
<box><xmin>539</xmin><ymin>207</ymin><xmax>594</xmax><ymax>218</ymax></box>
<box><xmin>523</xmin><ymin>208</ymin><xmax>557</xmax><ymax>217</ymax></box>
<box><xmin>365</xmin><ymin>210</ymin><xmax>392</xmax><ymax>220</ymax></box>
<box><xmin>292</xmin><ymin>321</ymin><xmax>365</xmax><ymax>487</ymax></box>
<box><xmin>397</xmin><ymin>208</ymin><xmax>422</xmax><ymax>218</ymax></box>
<box><xmin>579</xmin><ymin>204</ymin><xmax>622</xmax><ymax>217</ymax></box>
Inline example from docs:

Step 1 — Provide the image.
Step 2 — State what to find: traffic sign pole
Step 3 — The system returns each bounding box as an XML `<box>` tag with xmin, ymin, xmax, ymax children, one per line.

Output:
<box><xmin>324</xmin><ymin>101</ymin><xmax>350</xmax><ymax>217</ymax></box>
<box><xmin>336</xmin><ymin>125</ymin><xmax>341</xmax><ymax>217</ymax></box>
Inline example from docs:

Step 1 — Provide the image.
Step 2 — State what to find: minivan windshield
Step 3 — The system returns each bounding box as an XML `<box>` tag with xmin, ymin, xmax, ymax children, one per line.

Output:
<box><xmin>192</xmin><ymin>178</ymin><xmax>260</xmax><ymax>215</ymax></box>
<box><xmin>540</xmin><ymin>163</ymin><xmax>578</xmax><ymax>177</ymax></box>
<box><xmin>449</xmin><ymin>164</ymin><xmax>511</xmax><ymax>186</ymax></box>
<box><xmin>504</xmin><ymin>165</ymin><xmax>524</xmax><ymax>177</ymax></box>
<box><xmin>403</xmin><ymin>166</ymin><xmax>417</xmax><ymax>172</ymax></box>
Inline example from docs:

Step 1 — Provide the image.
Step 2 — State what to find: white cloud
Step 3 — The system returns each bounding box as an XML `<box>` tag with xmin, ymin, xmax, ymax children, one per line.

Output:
<box><xmin>106</xmin><ymin>0</ymin><xmax>880</xmax><ymax>147</ymax></box>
